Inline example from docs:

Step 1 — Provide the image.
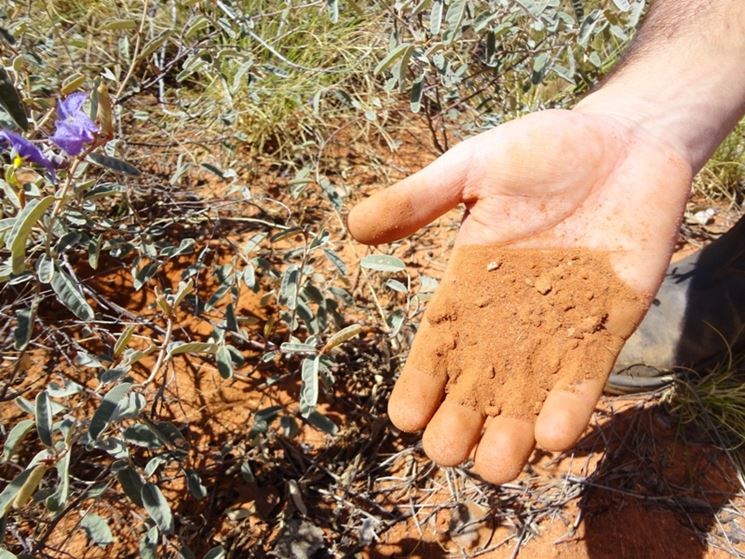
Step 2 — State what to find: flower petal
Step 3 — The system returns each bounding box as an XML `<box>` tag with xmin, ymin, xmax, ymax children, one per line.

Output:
<box><xmin>57</xmin><ymin>92</ymin><xmax>88</xmax><ymax>120</ymax></box>
<box><xmin>0</xmin><ymin>129</ymin><xmax>55</xmax><ymax>173</ymax></box>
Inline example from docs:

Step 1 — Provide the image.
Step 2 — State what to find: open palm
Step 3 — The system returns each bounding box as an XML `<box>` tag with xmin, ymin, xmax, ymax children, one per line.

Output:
<box><xmin>348</xmin><ymin>109</ymin><xmax>692</xmax><ymax>484</ymax></box>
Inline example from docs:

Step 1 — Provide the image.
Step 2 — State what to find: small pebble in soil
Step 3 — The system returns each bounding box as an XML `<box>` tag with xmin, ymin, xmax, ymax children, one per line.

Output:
<box><xmin>534</xmin><ymin>276</ymin><xmax>552</xmax><ymax>295</ymax></box>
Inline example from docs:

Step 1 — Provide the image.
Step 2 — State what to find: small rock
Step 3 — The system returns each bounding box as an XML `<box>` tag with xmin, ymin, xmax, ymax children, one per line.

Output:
<box><xmin>475</xmin><ymin>296</ymin><xmax>491</xmax><ymax>308</ymax></box>
<box><xmin>487</xmin><ymin>260</ymin><xmax>501</xmax><ymax>271</ymax></box>
<box><xmin>534</xmin><ymin>276</ymin><xmax>552</xmax><ymax>295</ymax></box>
<box><xmin>566</xmin><ymin>327</ymin><xmax>583</xmax><ymax>339</ymax></box>
<box><xmin>484</xmin><ymin>404</ymin><xmax>502</xmax><ymax>416</ymax></box>
<box><xmin>689</xmin><ymin>208</ymin><xmax>716</xmax><ymax>226</ymax></box>
<box><xmin>579</xmin><ymin>315</ymin><xmax>602</xmax><ymax>333</ymax></box>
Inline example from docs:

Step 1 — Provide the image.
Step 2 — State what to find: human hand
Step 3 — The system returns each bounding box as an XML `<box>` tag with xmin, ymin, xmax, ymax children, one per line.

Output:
<box><xmin>347</xmin><ymin>108</ymin><xmax>693</xmax><ymax>483</ymax></box>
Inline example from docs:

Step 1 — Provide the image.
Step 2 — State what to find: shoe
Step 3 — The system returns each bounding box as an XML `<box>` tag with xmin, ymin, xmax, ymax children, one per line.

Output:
<box><xmin>606</xmin><ymin>213</ymin><xmax>745</xmax><ymax>394</ymax></box>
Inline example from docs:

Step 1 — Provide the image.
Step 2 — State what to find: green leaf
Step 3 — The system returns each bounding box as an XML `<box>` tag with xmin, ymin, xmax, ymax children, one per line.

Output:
<box><xmin>0</xmin><ymin>467</ymin><xmax>34</xmax><ymax>517</ymax></box>
<box><xmin>0</xmin><ymin>68</ymin><xmax>28</xmax><ymax>130</ymax></box>
<box><xmin>113</xmin><ymin>325</ymin><xmax>135</xmax><ymax>357</ymax></box>
<box><xmin>322</xmin><ymin>324</ymin><xmax>362</xmax><ymax>353</ymax></box>
<box><xmin>167</xmin><ymin>342</ymin><xmax>217</xmax><ymax>357</ymax></box>
<box><xmin>278</xmin><ymin>265</ymin><xmax>300</xmax><ymax>310</ymax></box>
<box><xmin>100</xmin><ymin>18</ymin><xmax>138</xmax><ymax>30</ymax></box>
<box><xmin>0</xmin><ymin>419</ymin><xmax>34</xmax><ymax>463</ymax></box>
<box><xmin>61</xmin><ymin>73</ymin><xmax>86</xmax><ymax>95</ymax></box>
<box><xmin>35</xmin><ymin>390</ymin><xmax>53</xmax><ymax>447</ymax></box>
<box><xmin>36</xmin><ymin>253</ymin><xmax>54</xmax><ymax>283</ymax></box>
<box><xmin>360</xmin><ymin>254</ymin><xmax>405</xmax><ymax>273</ymax></box>
<box><xmin>300</xmin><ymin>356</ymin><xmax>320</xmax><ymax>415</ymax></box>
<box><xmin>47</xmin><ymin>378</ymin><xmax>82</xmax><ymax>397</ymax></box>
<box><xmin>0</xmin><ymin>549</ymin><xmax>19</xmax><ymax>558</ymax></box>
<box><xmin>251</xmin><ymin>405</ymin><xmax>282</xmax><ymax>435</ymax></box>
<box><xmin>410</xmin><ymin>74</ymin><xmax>425</xmax><ymax>113</ymax></box>
<box><xmin>141</xmin><ymin>483</ymin><xmax>174</xmax><ymax>534</ymax></box>
<box><xmin>89</xmin><ymin>383</ymin><xmax>132</xmax><ymax>440</ymax></box>
<box><xmin>215</xmin><ymin>345</ymin><xmax>233</xmax><ymax>379</ymax></box>
<box><xmin>139</xmin><ymin>29</ymin><xmax>172</xmax><ymax>60</ymax></box>
<box><xmin>240</xmin><ymin>460</ymin><xmax>255</xmax><ymax>483</ymax></box>
<box><xmin>280</xmin><ymin>342</ymin><xmax>316</xmax><ymax>354</ymax></box>
<box><xmin>13</xmin><ymin>306</ymin><xmax>32</xmax><ymax>350</ymax></box>
<box><xmin>387</xmin><ymin>309</ymin><xmax>405</xmax><ymax>337</ymax></box>
<box><xmin>89</xmin><ymin>153</ymin><xmax>141</xmax><ymax>176</ymax></box>
<box><xmin>123</xmin><ymin>424</ymin><xmax>163</xmax><ymax>448</ymax></box>
<box><xmin>45</xmin><ymin>449</ymin><xmax>72</xmax><ymax>511</ymax></box>
<box><xmin>323</xmin><ymin>248</ymin><xmax>348</xmax><ymax>276</ymax></box>
<box><xmin>444</xmin><ymin>0</ymin><xmax>468</xmax><ymax>43</ymax></box>
<box><xmin>6</xmin><ymin>196</ymin><xmax>54</xmax><ymax>275</ymax></box>
<box><xmin>133</xmin><ymin>261</ymin><xmax>159</xmax><ymax>291</ymax></box>
<box><xmin>430</xmin><ymin>0</ymin><xmax>443</xmax><ymax>34</ymax></box>
<box><xmin>304</xmin><ymin>410</ymin><xmax>338</xmax><ymax>435</ymax></box>
<box><xmin>242</xmin><ymin>233</ymin><xmax>266</xmax><ymax>255</ymax></box>
<box><xmin>185</xmin><ymin>469</ymin><xmax>207</xmax><ymax>500</ymax></box>
<box><xmin>139</xmin><ymin>525</ymin><xmax>159</xmax><ymax>559</ymax></box>
<box><xmin>51</xmin><ymin>266</ymin><xmax>94</xmax><ymax>321</ymax></box>
<box><xmin>374</xmin><ymin>43</ymin><xmax>413</xmax><ymax>75</ymax></box>
<box><xmin>117</xmin><ymin>466</ymin><xmax>144</xmax><ymax>507</ymax></box>
<box><xmin>385</xmin><ymin>279</ymin><xmax>408</xmax><ymax>294</ymax></box>
<box><xmin>578</xmin><ymin>10</ymin><xmax>602</xmax><ymax>45</ymax></box>
<box><xmin>81</xmin><ymin>513</ymin><xmax>113</xmax><ymax>546</ymax></box>
<box><xmin>326</xmin><ymin>0</ymin><xmax>339</xmax><ymax>22</ymax></box>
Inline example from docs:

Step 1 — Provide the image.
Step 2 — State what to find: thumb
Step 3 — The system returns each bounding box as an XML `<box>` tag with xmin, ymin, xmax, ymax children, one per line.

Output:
<box><xmin>347</xmin><ymin>140</ymin><xmax>472</xmax><ymax>245</ymax></box>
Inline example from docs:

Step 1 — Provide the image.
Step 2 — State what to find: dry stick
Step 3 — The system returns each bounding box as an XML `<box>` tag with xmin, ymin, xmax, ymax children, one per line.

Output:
<box><xmin>135</xmin><ymin>316</ymin><xmax>174</xmax><ymax>388</ymax></box>
<box><xmin>114</xmin><ymin>0</ymin><xmax>150</xmax><ymax>100</ymax></box>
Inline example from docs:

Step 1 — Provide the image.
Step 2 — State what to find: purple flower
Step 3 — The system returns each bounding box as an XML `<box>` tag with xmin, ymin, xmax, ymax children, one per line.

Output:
<box><xmin>0</xmin><ymin>130</ymin><xmax>54</xmax><ymax>174</ymax></box>
<box><xmin>51</xmin><ymin>92</ymin><xmax>98</xmax><ymax>156</ymax></box>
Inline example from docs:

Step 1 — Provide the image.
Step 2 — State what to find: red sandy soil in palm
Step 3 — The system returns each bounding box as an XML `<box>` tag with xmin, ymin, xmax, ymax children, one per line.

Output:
<box><xmin>408</xmin><ymin>246</ymin><xmax>644</xmax><ymax>419</ymax></box>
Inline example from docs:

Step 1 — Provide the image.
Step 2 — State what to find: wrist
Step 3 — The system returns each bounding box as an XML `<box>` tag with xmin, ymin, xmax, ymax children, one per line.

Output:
<box><xmin>574</xmin><ymin>89</ymin><xmax>694</xmax><ymax>169</ymax></box>
<box><xmin>574</xmin><ymin>6</ymin><xmax>745</xmax><ymax>175</ymax></box>
<box><xmin>575</xmin><ymin>77</ymin><xmax>743</xmax><ymax>175</ymax></box>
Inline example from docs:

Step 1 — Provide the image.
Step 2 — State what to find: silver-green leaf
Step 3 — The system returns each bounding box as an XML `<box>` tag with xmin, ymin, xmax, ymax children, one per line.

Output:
<box><xmin>360</xmin><ymin>254</ymin><xmax>405</xmax><ymax>273</ymax></box>
<box><xmin>81</xmin><ymin>513</ymin><xmax>114</xmax><ymax>546</ymax></box>
<box><xmin>141</xmin><ymin>483</ymin><xmax>174</xmax><ymax>534</ymax></box>
<box><xmin>7</xmin><ymin>196</ymin><xmax>54</xmax><ymax>274</ymax></box>
<box><xmin>35</xmin><ymin>390</ymin><xmax>53</xmax><ymax>447</ymax></box>
<box><xmin>0</xmin><ymin>419</ymin><xmax>34</xmax><ymax>463</ymax></box>
<box><xmin>89</xmin><ymin>382</ymin><xmax>132</xmax><ymax>440</ymax></box>
<box><xmin>51</xmin><ymin>267</ymin><xmax>94</xmax><ymax>321</ymax></box>
<box><xmin>215</xmin><ymin>345</ymin><xmax>233</xmax><ymax>379</ymax></box>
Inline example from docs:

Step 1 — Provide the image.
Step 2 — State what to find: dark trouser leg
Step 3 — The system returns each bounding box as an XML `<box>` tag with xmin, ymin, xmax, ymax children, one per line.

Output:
<box><xmin>607</xmin><ymin>213</ymin><xmax>745</xmax><ymax>394</ymax></box>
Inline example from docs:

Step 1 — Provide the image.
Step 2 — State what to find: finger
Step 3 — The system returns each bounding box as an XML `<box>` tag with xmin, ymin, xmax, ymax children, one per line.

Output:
<box><xmin>473</xmin><ymin>417</ymin><xmax>535</xmax><ymax>484</ymax></box>
<box><xmin>534</xmin><ymin>375</ymin><xmax>607</xmax><ymax>451</ymax></box>
<box><xmin>422</xmin><ymin>399</ymin><xmax>485</xmax><ymax>467</ymax></box>
<box><xmin>347</xmin><ymin>141</ymin><xmax>473</xmax><ymax>245</ymax></box>
<box><xmin>388</xmin><ymin>320</ymin><xmax>449</xmax><ymax>433</ymax></box>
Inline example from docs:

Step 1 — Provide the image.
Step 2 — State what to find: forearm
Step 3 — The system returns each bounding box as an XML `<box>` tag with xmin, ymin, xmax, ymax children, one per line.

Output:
<box><xmin>575</xmin><ymin>0</ymin><xmax>745</xmax><ymax>173</ymax></box>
